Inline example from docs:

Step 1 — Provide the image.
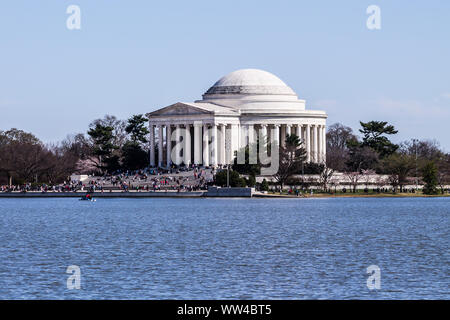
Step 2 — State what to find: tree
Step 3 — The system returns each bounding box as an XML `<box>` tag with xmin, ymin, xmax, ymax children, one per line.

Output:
<box><xmin>260</xmin><ymin>178</ymin><xmax>269</xmax><ymax>191</ymax></box>
<box><xmin>43</xmin><ymin>144</ymin><xmax>79</xmax><ymax>183</ymax></box>
<box><xmin>362</xmin><ymin>169</ymin><xmax>376</xmax><ymax>189</ymax></box>
<box><xmin>0</xmin><ymin>129</ymin><xmax>45</xmax><ymax>185</ymax></box>
<box><xmin>421</xmin><ymin>162</ymin><xmax>439</xmax><ymax>195</ymax></box>
<box><xmin>247</xmin><ymin>174</ymin><xmax>256</xmax><ymax>188</ymax></box>
<box><xmin>58</xmin><ymin>133</ymin><xmax>96</xmax><ymax>174</ymax></box>
<box><xmin>0</xmin><ymin>128</ymin><xmax>40</xmax><ymax>145</ymax></box>
<box><xmin>346</xmin><ymin>140</ymin><xmax>379</xmax><ymax>172</ymax></box>
<box><xmin>375</xmin><ymin>175</ymin><xmax>388</xmax><ymax>190</ymax></box>
<box><xmin>232</xmin><ymin>142</ymin><xmax>261</xmax><ymax>176</ymax></box>
<box><xmin>125</xmin><ymin>114</ymin><xmax>149</xmax><ymax>145</ymax></box>
<box><xmin>91</xmin><ymin>115</ymin><xmax>127</xmax><ymax>150</ymax></box>
<box><xmin>436</xmin><ymin>154</ymin><xmax>450</xmax><ymax>194</ymax></box>
<box><xmin>122</xmin><ymin>141</ymin><xmax>149</xmax><ymax>170</ymax></box>
<box><xmin>345</xmin><ymin>171</ymin><xmax>362</xmax><ymax>193</ymax></box>
<box><xmin>381</xmin><ymin>153</ymin><xmax>415</xmax><ymax>192</ymax></box>
<box><xmin>214</xmin><ymin>170</ymin><xmax>246</xmax><ymax>187</ymax></box>
<box><xmin>87</xmin><ymin>123</ymin><xmax>118</xmax><ymax>173</ymax></box>
<box><xmin>359</xmin><ymin>121</ymin><xmax>398</xmax><ymax>157</ymax></box>
<box><xmin>318</xmin><ymin>166</ymin><xmax>335</xmax><ymax>192</ymax></box>
<box><xmin>0</xmin><ymin>129</ymin><xmax>78</xmax><ymax>185</ymax></box>
<box><xmin>273</xmin><ymin>134</ymin><xmax>306</xmax><ymax>188</ymax></box>
<box><xmin>326</xmin><ymin>123</ymin><xmax>357</xmax><ymax>171</ymax></box>
<box><xmin>400</xmin><ymin>139</ymin><xmax>443</xmax><ymax>161</ymax></box>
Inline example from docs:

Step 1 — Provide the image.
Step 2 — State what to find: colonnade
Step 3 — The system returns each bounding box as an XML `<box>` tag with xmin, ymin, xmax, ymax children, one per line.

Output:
<box><xmin>148</xmin><ymin>123</ymin><xmax>326</xmax><ymax>168</ymax></box>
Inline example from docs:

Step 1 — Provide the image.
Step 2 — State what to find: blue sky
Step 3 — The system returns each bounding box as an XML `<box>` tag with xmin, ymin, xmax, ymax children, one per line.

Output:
<box><xmin>1</xmin><ymin>0</ymin><xmax>449</xmax><ymax>150</ymax></box>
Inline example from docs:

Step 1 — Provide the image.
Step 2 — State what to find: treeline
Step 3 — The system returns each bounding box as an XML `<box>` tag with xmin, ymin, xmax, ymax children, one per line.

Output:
<box><xmin>326</xmin><ymin>121</ymin><xmax>450</xmax><ymax>194</ymax></box>
<box><xmin>227</xmin><ymin>121</ymin><xmax>449</xmax><ymax>194</ymax></box>
<box><xmin>0</xmin><ymin>114</ymin><xmax>150</xmax><ymax>185</ymax></box>
<box><xmin>1</xmin><ymin>117</ymin><xmax>449</xmax><ymax>194</ymax></box>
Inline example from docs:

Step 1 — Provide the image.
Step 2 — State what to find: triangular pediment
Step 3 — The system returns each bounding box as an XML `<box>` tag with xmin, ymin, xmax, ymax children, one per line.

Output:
<box><xmin>148</xmin><ymin>102</ymin><xmax>213</xmax><ymax>117</ymax></box>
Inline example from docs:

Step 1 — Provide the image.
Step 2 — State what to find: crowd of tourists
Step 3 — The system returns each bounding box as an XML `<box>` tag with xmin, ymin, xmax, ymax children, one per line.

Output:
<box><xmin>0</xmin><ymin>166</ymin><xmax>215</xmax><ymax>193</ymax></box>
<box><xmin>86</xmin><ymin>166</ymin><xmax>213</xmax><ymax>192</ymax></box>
<box><xmin>0</xmin><ymin>181</ymin><xmax>80</xmax><ymax>193</ymax></box>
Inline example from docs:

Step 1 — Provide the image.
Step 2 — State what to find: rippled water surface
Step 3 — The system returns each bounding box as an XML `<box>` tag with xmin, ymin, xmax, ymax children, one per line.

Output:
<box><xmin>0</xmin><ymin>197</ymin><xmax>448</xmax><ymax>299</ymax></box>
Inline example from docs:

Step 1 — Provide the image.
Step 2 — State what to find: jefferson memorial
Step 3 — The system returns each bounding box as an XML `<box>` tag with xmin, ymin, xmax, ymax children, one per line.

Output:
<box><xmin>146</xmin><ymin>69</ymin><xmax>327</xmax><ymax>168</ymax></box>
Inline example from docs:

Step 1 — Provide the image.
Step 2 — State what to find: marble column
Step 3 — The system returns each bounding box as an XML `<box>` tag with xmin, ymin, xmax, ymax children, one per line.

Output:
<box><xmin>248</xmin><ymin>124</ymin><xmax>257</xmax><ymax>164</ymax></box>
<box><xmin>281</xmin><ymin>125</ymin><xmax>286</xmax><ymax>147</ymax></box>
<box><xmin>313</xmin><ymin>125</ymin><xmax>318</xmax><ymax>163</ymax></box>
<box><xmin>184</xmin><ymin>123</ymin><xmax>191</xmax><ymax>166</ymax></box>
<box><xmin>305</xmin><ymin>124</ymin><xmax>311</xmax><ymax>162</ymax></box>
<box><xmin>174</xmin><ymin>124</ymin><xmax>181</xmax><ymax>165</ymax></box>
<box><xmin>203</xmin><ymin>124</ymin><xmax>210</xmax><ymax>167</ymax></box>
<box><xmin>322</xmin><ymin>125</ymin><xmax>327</xmax><ymax>163</ymax></box>
<box><xmin>260</xmin><ymin>124</ymin><xmax>268</xmax><ymax>146</ymax></box>
<box><xmin>296</xmin><ymin>124</ymin><xmax>302</xmax><ymax>140</ymax></box>
<box><xmin>319</xmin><ymin>125</ymin><xmax>324</xmax><ymax>163</ymax></box>
<box><xmin>158</xmin><ymin>125</ymin><xmax>164</xmax><ymax>167</ymax></box>
<box><xmin>248</xmin><ymin>124</ymin><xmax>255</xmax><ymax>145</ymax></box>
<box><xmin>286</xmin><ymin>124</ymin><xmax>291</xmax><ymax>136</ymax></box>
<box><xmin>317</xmin><ymin>125</ymin><xmax>322</xmax><ymax>163</ymax></box>
<box><xmin>219</xmin><ymin>124</ymin><xmax>226</xmax><ymax>165</ymax></box>
<box><xmin>211</xmin><ymin>124</ymin><xmax>218</xmax><ymax>167</ymax></box>
<box><xmin>149</xmin><ymin>123</ymin><xmax>155</xmax><ymax>167</ymax></box>
<box><xmin>194</xmin><ymin>123</ymin><xmax>202</xmax><ymax>165</ymax></box>
<box><xmin>166</xmin><ymin>124</ymin><xmax>172</xmax><ymax>167</ymax></box>
<box><xmin>272</xmin><ymin>124</ymin><xmax>280</xmax><ymax>145</ymax></box>
<box><xmin>230</xmin><ymin>124</ymin><xmax>239</xmax><ymax>163</ymax></box>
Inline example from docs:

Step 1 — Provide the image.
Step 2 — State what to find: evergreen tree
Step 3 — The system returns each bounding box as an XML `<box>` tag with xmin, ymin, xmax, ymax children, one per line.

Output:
<box><xmin>214</xmin><ymin>170</ymin><xmax>246</xmax><ymax>187</ymax></box>
<box><xmin>87</xmin><ymin>124</ymin><xmax>118</xmax><ymax>173</ymax></box>
<box><xmin>359</xmin><ymin>121</ymin><xmax>398</xmax><ymax>158</ymax></box>
<box><xmin>422</xmin><ymin>161</ymin><xmax>439</xmax><ymax>195</ymax></box>
<box><xmin>122</xmin><ymin>141</ymin><xmax>149</xmax><ymax>170</ymax></box>
<box><xmin>247</xmin><ymin>174</ymin><xmax>256</xmax><ymax>187</ymax></box>
<box><xmin>125</xmin><ymin>114</ymin><xmax>149</xmax><ymax>144</ymax></box>
<box><xmin>260</xmin><ymin>178</ymin><xmax>269</xmax><ymax>191</ymax></box>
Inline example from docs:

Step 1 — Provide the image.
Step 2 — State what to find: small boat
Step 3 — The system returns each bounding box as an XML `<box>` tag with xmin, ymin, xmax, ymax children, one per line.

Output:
<box><xmin>80</xmin><ymin>194</ymin><xmax>95</xmax><ymax>201</ymax></box>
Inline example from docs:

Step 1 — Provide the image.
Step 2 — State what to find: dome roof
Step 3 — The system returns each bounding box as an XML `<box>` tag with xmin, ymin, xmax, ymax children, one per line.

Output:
<box><xmin>204</xmin><ymin>69</ymin><xmax>297</xmax><ymax>96</ymax></box>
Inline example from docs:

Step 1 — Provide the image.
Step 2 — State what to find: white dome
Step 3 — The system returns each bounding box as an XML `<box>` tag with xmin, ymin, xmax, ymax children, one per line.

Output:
<box><xmin>204</xmin><ymin>69</ymin><xmax>296</xmax><ymax>96</ymax></box>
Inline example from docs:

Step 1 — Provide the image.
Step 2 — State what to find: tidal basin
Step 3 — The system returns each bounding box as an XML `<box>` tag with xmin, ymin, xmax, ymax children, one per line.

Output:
<box><xmin>0</xmin><ymin>197</ymin><xmax>448</xmax><ymax>299</ymax></box>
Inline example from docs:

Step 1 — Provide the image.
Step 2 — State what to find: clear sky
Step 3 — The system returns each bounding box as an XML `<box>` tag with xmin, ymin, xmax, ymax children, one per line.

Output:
<box><xmin>1</xmin><ymin>0</ymin><xmax>449</xmax><ymax>150</ymax></box>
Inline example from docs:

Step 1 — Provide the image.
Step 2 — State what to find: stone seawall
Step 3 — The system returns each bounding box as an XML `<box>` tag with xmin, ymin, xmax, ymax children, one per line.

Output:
<box><xmin>0</xmin><ymin>192</ymin><xmax>204</xmax><ymax>198</ymax></box>
<box><xmin>205</xmin><ymin>187</ymin><xmax>254</xmax><ymax>197</ymax></box>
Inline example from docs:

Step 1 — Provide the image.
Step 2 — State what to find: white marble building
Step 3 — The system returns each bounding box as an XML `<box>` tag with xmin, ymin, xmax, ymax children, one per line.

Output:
<box><xmin>146</xmin><ymin>69</ymin><xmax>327</xmax><ymax>168</ymax></box>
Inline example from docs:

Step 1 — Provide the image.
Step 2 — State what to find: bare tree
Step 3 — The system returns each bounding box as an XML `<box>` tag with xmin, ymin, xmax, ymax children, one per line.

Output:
<box><xmin>362</xmin><ymin>169</ymin><xmax>376</xmax><ymax>189</ymax></box>
<box><xmin>436</xmin><ymin>153</ymin><xmax>450</xmax><ymax>194</ymax></box>
<box><xmin>375</xmin><ymin>175</ymin><xmax>387</xmax><ymax>190</ymax></box>
<box><xmin>319</xmin><ymin>166</ymin><xmax>335</xmax><ymax>191</ymax></box>
<box><xmin>345</xmin><ymin>171</ymin><xmax>362</xmax><ymax>193</ymax></box>
<box><xmin>90</xmin><ymin>115</ymin><xmax>127</xmax><ymax>150</ymax></box>
<box><xmin>326</xmin><ymin>123</ymin><xmax>357</xmax><ymax>171</ymax></box>
<box><xmin>381</xmin><ymin>153</ymin><xmax>415</xmax><ymax>192</ymax></box>
<box><xmin>329</xmin><ymin>175</ymin><xmax>340</xmax><ymax>193</ymax></box>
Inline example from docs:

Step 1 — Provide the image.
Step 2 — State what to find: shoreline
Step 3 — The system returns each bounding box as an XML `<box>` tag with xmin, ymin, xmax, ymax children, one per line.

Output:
<box><xmin>0</xmin><ymin>191</ymin><xmax>448</xmax><ymax>199</ymax></box>
<box><xmin>0</xmin><ymin>191</ymin><xmax>205</xmax><ymax>198</ymax></box>
<box><xmin>254</xmin><ymin>193</ymin><xmax>450</xmax><ymax>199</ymax></box>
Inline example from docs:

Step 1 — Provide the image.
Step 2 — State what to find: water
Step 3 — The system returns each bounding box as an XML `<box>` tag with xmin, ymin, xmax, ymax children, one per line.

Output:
<box><xmin>0</xmin><ymin>197</ymin><xmax>448</xmax><ymax>299</ymax></box>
